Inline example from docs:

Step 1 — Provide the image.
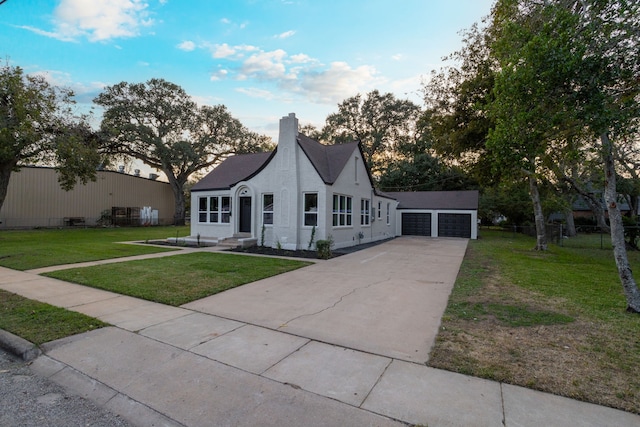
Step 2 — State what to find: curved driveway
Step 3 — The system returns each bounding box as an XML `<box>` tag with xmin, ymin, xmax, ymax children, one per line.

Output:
<box><xmin>183</xmin><ymin>236</ymin><xmax>468</xmax><ymax>363</ymax></box>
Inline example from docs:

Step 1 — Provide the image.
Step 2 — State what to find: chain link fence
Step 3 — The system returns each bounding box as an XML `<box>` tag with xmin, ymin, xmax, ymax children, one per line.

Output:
<box><xmin>487</xmin><ymin>224</ymin><xmax>617</xmax><ymax>250</ymax></box>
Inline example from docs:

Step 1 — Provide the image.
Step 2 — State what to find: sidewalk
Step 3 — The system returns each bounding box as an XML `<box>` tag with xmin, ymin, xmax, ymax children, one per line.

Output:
<box><xmin>1</xmin><ymin>238</ymin><xmax>639</xmax><ymax>426</ymax></box>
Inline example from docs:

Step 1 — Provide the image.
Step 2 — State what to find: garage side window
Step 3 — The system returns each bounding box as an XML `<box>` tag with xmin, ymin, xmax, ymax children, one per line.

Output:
<box><xmin>263</xmin><ymin>194</ymin><xmax>274</xmax><ymax>225</ymax></box>
<box><xmin>360</xmin><ymin>198</ymin><xmax>370</xmax><ymax>226</ymax></box>
<box><xmin>332</xmin><ymin>194</ymin><xmax>352</xmax><ymax>227</ymax></box>
<box><xmin>386</xmin><ymin>202</ymin><xmax>390</xmax><ymax>225</ymax></box>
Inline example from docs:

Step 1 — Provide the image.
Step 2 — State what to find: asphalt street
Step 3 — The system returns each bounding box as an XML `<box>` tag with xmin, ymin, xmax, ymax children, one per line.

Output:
<box><xmin>0</xmin><ymin>347</ymin><xmax>132</xmax><ymax>427</ymax></box>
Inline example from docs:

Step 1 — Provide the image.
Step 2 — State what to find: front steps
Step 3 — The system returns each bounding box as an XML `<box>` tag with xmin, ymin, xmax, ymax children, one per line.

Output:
<box><xmin>167</xmin><ymin>235</ymin><xmax>257</xmax><ymax>249</ymax></box>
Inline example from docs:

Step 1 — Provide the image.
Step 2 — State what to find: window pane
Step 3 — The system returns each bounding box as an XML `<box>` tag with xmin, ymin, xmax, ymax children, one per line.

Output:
<box><xmin>264</xmin><ymin>213</ymin><xmax>273</xmax><ymax>225</ymax></box>
<box><xmin>199</xmin><ymin>197</ymin><xmax>207</xmax><ymax>211</ymax></box>
<box><xmin>264</xmin><ymin>194</ymin><xmax>274</xmax><ymax>211</ymax></box>
<box><xmin>199</xmin><ymin>213</ymin><xmax>207</xmax><ymax>222</ymax></box>
<box><xmin>304</xmin><ymin>213</ymin><xmax>317</xmax><ymax>227</ymax></box>
<box><xmin>221</xmin><ymin>197</ymin><xmax>230</xmax><ymax>211</ymax></box>
<box><xmin>304</xmin><ymin>193</ymin><xmax>318</xmax><ymax>211</ymax></box>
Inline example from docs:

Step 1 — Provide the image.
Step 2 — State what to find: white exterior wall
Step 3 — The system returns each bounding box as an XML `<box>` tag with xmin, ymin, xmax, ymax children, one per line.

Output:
<box><xmin>395</xmin><ymin>209</ymin><xmax>478</xmax><ymax>239</ymax></box>
<box><xmin>190</xmin><ymin>189</ymin><xmax>233</xmax><ymax>238</ymax></box>
<box><xmin>323</xmin><ymin>151</ymin><xmax>398</xmax><ymax>249</ymax></box>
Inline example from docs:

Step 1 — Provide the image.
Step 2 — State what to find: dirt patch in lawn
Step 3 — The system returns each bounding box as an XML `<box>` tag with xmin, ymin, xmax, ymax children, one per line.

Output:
<box><xmin>428</xmin><ymin>249</ymin><xmax>640</xmax><ymax>414</ymax></box>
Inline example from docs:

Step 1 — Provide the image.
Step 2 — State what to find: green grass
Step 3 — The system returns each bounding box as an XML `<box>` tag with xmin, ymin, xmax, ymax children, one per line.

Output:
<box><xmin>44</xmin><ymin>252</ymin><xmax>312</xmax><ymax>306</ymax></box>
<box><xmin>0</xmin><ymin>289</ymin><xmax>108</xmax><ymax>344</ymax></box>
<box><xmin>431</xmin><ymin>228</ymin><xmax>640</xmax><ymax>413</ymax></box>
<box><xmin>452</xmin><ymin>301</ymin><xmax>575</xmax><ymax>327</ymax></box>
<box><xmin>475</xmin><ymin>229</ymin><xmax>637</xmax><ymax>318</ymax></box>
<box><xmin>0</xmin><ymin>226</ymin><xmax>189</xmax><ymax>270</ymax></box>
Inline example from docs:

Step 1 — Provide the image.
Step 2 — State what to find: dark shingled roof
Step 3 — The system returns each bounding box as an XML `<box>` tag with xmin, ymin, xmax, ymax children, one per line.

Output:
<box><xmin>386</xmin><ymin>190</ymin><xmax>479</xmax><ymax>210</ymax></box>
<box><xmin>191</xmin><ymin>151</ymin><xmax>274</xmax><ymax>191</ymax></box>
<box><xmin>191</xmin><ymin>134</ymin><xmax>363</xmax><ymax>191</ymax></box>
<box><xmin>297</xmin><ymin>134</ymin><xmax>359</xmax><ymax>184</ymax></box>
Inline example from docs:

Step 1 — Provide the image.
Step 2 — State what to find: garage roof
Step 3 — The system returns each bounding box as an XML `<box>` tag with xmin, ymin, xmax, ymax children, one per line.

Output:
<box><xmin>387</xmin><ymin>190</ymin><xmax>479</xmax><ymax>210</ymax></box>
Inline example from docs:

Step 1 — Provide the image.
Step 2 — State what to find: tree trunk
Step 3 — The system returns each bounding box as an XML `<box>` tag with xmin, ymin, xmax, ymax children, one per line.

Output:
<box><xmin>565</xmin><ymin>208</ymin><xmax>576</xmax><ymax>237</ymax></box>
<box><xmin>166</xmin><ymin>174</ymin><xmax>186</xmax><ymax>226</ymax></box>
<box><xmin>528</xmin><ymin>174</ymin><xmax>548</xmax><ymax>251</ymax></box>
<box><xmin>563</xmin><ymin>176</ymin><xmax>610</xmax><ymax>233</ymax></box>
<box><xmin>0</xmin><ymin>161</ymin><xmax>16</xmax><ymax>214</ymax></box>
<box><xmin>602</xmin><ymin>132</ymin><xmax>640</xmax><ymax>313</ymax></box>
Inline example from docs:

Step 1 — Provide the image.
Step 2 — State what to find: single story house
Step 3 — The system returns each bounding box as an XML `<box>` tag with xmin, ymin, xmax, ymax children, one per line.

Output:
<box><xmin>189</xmin><ymin>113</ymin><xmax>477</xmax><ymax>249</ymax></box>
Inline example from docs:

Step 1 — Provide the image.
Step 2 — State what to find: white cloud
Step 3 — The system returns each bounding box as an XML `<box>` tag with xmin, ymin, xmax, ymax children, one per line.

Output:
<box><xmin>212</xmin><ymin>43</ymin><xmax>236</xmax><ymax>58</ymax></box>
<box><xmin>297</xmin><ymin>62</ymin><xmax>381</xmax><ymax>103</ymax></box>
<box><xmin>220</xmin><ymin>18</ymin><xmax>231</xmax><ymax>24</ymax></box>
<box><xmin>392</xmin><ymin>53</ymin><xmax>404</xmax><ymax>61</ymax></box>
<box><xmin>239</xmin><ymin>49</ymin><xmax>292</xmax><ymax>81</ymax></box>
<box><xmin>43</xmin><ymin>0</ymin><xmax>155</xmax><ymax>42</ymax></box>
<box><xmin>289</xmin><ymin>53</ymin><xmax>314</xmax><ymax>64</ymax></box>
<box><xmin>208</xmin><ymin>45</ymin><xmax>381</xmax><ymax>105</ymax></box>
<box><xmin>16</xmin><ymin>25</ymin><xmax>77</xmax><ymax>42</ymax></box>
<box><xmin>177</xmin><ymin>40</ymin><xmax>196</xmax><ymax>51</ymax></box>
<box><xmin>236</xmin><ymin>87</ymin><xmax>276</xmax><ymax>100</ymax></box>
<box><xmin>210</xmin><ymin>69</ymin><xmax>229</xmax><ymax>81</ymax></box>
<box><xmin>275</xmin><ymin>30</ymin><xmax>296</xmax><ymax>39</ymax></box>
<box><xmin>29</xmin><ymin>69</ymin><xmax>107</xmax><ymax>104</ymax></box>
<box><xmin>207</xmin><ymin>43</ymin><xmax>259</xmax><ymax>59</ymax></box>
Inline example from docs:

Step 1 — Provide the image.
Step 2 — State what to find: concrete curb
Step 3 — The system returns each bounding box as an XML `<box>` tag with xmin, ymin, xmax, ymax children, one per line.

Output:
<box><xmin>0</xmin><ymin>328</ymin><xmax>41</xmax><ymax>361</ymax></box>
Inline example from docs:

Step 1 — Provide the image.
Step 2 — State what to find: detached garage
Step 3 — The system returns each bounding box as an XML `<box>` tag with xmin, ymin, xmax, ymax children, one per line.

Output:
<box><xmin>387</xmin><ymin>191</ymin><xmax>479</xmax><ymax>239</ymax></box>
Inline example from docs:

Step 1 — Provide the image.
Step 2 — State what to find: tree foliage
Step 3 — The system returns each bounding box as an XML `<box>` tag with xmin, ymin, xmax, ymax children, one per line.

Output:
<box><xmin>321</xmin><ymin>90</ymin><xmax>422</xmax><ymax>175</ymax></box>
<box><xmin>378</xmin><ymin>153</ymin><xmax>476</xmax><ymax>192</ymax></box>
<box><xmin>94</xmin><ymin>78</ymin><xmax>272</xmax><ymax>225</ymax></box>
<box><xmin>422</xmin><ymin>23</ymin><xmax>497</xmax><ymax>185</ymax></box>
<box><xmin>0</xmin><ymin>64</ymin><xmax>100</xmax><ymax>212</ymax></box>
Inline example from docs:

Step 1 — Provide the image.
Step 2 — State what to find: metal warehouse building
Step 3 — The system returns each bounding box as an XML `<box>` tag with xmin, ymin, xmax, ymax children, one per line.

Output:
<box><xmin>0</xmin><ymin>166</ymin><xmax>175</xmax><ymax>229</ymax></box>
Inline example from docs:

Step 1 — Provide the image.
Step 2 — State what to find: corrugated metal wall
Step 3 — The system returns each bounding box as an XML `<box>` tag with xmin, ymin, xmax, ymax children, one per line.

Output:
<box><xmin>0</xmin><ymin>166</ymin><xmax>176</xmax><ymax>228</ymax></box>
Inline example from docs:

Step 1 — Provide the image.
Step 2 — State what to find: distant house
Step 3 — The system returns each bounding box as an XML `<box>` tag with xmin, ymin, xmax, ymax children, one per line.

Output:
<box><xmin>189</xmin><ymin>113</ymin><xmax>478</xmax><ymax>249</ymax></box>
<box><xmin>0</xmin><ymin>166</ymin><xmax>175</xmax><ymax>228</ymax></box>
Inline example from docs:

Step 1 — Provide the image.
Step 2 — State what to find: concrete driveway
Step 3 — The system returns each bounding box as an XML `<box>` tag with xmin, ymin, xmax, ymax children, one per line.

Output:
<box><xmin>183</xmin><ymin>236</ymin><xmax>468</xmax><ymax>363</ymax></box>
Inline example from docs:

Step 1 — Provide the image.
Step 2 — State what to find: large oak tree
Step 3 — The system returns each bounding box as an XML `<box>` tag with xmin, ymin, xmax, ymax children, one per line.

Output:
<box><xmin>95</xmin><ymin>78</ymin><xmax>272</xmax><ymax>225</ymax></box>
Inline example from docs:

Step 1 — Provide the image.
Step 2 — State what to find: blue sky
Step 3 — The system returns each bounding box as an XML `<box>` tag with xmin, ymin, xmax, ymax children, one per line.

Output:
<box><xmin>2</xmin><ymin>0</ymin><xmax>493</xmax><ymax>139</ymax></box>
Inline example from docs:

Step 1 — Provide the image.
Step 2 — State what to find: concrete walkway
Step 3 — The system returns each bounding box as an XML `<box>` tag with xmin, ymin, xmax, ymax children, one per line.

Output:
<box><xmin>0</xmin><ymin>237</ymin><xmax>638</xmax><ymax>426</ymax></box>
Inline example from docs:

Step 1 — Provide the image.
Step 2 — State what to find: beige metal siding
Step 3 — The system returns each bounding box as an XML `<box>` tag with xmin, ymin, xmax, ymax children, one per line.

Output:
<box><xmin>0</xmin><ymin>167</ymin><xmax>175</xmax><ymax>228</ymax></box>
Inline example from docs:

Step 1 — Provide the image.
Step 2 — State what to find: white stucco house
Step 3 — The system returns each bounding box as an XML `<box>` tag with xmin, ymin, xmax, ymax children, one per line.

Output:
<box><xmin>187</xmin><ymin>113</ymin><xmax>478</xmax><ymax>249</ymax></box>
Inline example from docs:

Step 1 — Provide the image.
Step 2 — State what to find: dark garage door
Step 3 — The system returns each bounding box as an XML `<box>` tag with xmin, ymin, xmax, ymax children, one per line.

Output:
<box><xmin>402</xmin><ymin>213</ymin><xmax>431</xmax><ymax>236</ymax></box>
<box><xmin>438</xmin><ymin>213</ymin><xmax>472</xmax><ymax>238</ymax></box>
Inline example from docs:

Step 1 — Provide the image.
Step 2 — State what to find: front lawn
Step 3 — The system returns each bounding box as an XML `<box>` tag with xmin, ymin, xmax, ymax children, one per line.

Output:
<box><xmin>429</xmin><ymin>229</ymin><xmax>640</xmax><ymax>414</ymax></box>
<box><xmin>0</xmin><ymin>226</ymin><xmax>188</xmax><ymax>270</ymax></box>
<box><xmin>44</xmin><ymin>252</ymin><xmax>312</xmax><ymax>306</ymax></box>
<box><xmin>0</xmin><ymin>290</ymin><xmax>108</xmax><ymax>345</ymax></box>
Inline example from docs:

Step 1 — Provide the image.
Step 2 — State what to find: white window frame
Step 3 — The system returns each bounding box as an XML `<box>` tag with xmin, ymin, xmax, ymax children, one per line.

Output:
<box><xmin>361</xmin><ymin>198</ymin><xmax>371</xmax><ymax>226</ymax></box>
<box><xmin>332</xmin><ymin>194</ymin><xmax>353</xmax><ymax>227</ymax></box>
<box><xmin>262</xmin><ymin>193</ymin><xmax>274</xmax><ymax>226</ymax></box>
<box><xmin>220</xmin><ymin>196</ymin><xmax>231</xmax><ymax>223</ymax></box>
<box><xmin>303</xmin><ymin>193</ymin><xmax>318</xmax><ymax>227</ymax></box>
<box><xmin>198</xmin><ymin>196</ymin><xmax>231</xmax><ymax>224</ymax></box>
<box><xmin>386</xmin><ymin>202</ymin><xmax>390</xmax><ymax>225</ymax></box>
